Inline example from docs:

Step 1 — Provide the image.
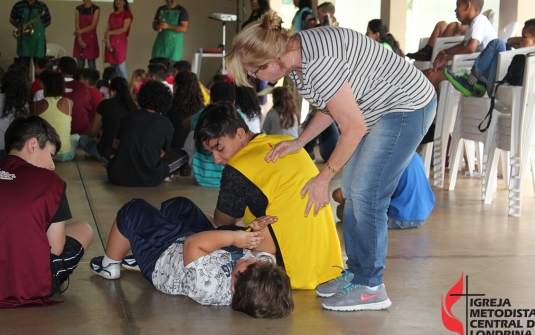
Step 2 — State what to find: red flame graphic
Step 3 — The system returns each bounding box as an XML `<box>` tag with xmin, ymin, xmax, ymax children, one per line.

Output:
<box><xmin>441</xmin><ymin>272</ymin><xmax>464</xmax><ymax>335</ymax></box>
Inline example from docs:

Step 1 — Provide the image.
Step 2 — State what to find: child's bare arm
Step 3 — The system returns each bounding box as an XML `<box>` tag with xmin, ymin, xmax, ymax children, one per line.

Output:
<box><xmin>183</xmin><ymin>230</ymin><xmax>263</xmax><ymax>266</ymax></box>
<box><xmin>47</xmin><ymin>221</ymin><xmax>66</xmax><ymax>256</ymax></box>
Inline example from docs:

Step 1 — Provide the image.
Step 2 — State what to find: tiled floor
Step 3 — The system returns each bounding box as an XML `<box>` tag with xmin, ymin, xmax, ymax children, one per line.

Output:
<box><xmin>2</xmin><ymin>150</ymin><xmax>535</xmax><ymax>335</ymax></box>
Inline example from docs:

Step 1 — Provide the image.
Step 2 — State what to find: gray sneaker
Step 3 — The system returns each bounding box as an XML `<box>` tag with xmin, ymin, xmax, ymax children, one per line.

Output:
<box><xmin>322</xmin><ymin>283</ymin><xmax>392</xmax><ymax>311</ymax></box>
<box><xmin>315</xmin><ymin>268</ymin><xmax>354</xmax><ymax>297</ymax></box>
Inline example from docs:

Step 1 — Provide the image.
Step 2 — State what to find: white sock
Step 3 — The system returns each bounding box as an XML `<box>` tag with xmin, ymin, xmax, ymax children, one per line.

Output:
<box><xmin>102</xmin><ymin>255</ymin><xmax>121</xmax><ymax>267</ymax></box>
<box><xmin>366</xmin><ymin>284</ymin><xmax>381</xmax><ymax>291</ymax></box>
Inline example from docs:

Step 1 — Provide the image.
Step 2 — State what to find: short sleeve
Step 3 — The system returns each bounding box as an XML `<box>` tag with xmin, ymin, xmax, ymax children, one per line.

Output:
<box><xmin>42</xmin><ymin>3</ymin><xmax>51</xmax><ymax>22</ymax></box>
<box><xmin>180</xmin><ymin>6</ymin><xmax>189</xmax><ymax>22</ymax></box>
<box><xmin>217</xmin><ymin>167</ymin><xmax>250</xmax><ymax>218</ymax></box>
<box><xmin>154</xmin><ymin>7</ymin><xmax>162</xmax><ymax>21</ymax></box>
<box><xmin>306</xmin><ymin>56</ymin><xmax>350</xmax><ymax>105</ymax></box>
<box><xmin>10</xmin><ymin>3</ymin><xmax>19</xmax><ymax>20</ymax></box>
<box><xmin>184</xmin><ymin>252</ymin><xmax>233</xmax><ymax>306</ymax></box>
<box><xmin>124</xmin><ymin>10</ymin><xmax>133</xmax><ymax>20</ymax></box>
<box><xmin>48</xmin><ymin>182</ymin><xmax>72</xmax><ymax>227</ymax></box>
<box><xmin>262</xmin><ymin>110</ymin><xmax>275</xmax><ymax>134</ymax></box>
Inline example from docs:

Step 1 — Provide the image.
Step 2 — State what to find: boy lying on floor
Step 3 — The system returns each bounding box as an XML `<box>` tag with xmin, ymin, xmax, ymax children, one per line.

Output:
<box><xmin>89</xmin><ymin>196</ymin><xmax>293</xmax><ymax>318</ymax></box>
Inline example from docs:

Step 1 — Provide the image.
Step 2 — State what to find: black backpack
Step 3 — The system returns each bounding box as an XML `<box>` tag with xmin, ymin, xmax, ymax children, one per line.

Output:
<box><xmin>478</xmin><ymin>54</ymin><xmax>528</xmax><ymax>132</ymax></box>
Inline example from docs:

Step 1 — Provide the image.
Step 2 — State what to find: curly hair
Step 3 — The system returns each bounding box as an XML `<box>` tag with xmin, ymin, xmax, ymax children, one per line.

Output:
<box><xmin>271</xmin><ymin>87</ymin><xmax>297</xmax><ymax>129</ymax></box>
<box><xmin>235</xmin><ymin>84</ymin><xmax>261</xmax><ymax>120</ymax></box>
<box><xmin>1</xmin><ymin>70</ymin><xmax>31</xmax><ymax>118</ymax></box>
<box><xmin>170</xmin><ymin>71</ymin><xmax>204</xmax><ymax>115</ymax></box>
<box><xmin>231</xmin><ymin>262</ymin><xmax>294</xmax><ymax>318</ymax></box>
<box><xmin>137</xmin><ymin>80</ymin><xmax>172</xmax><ymax>114</ymax></box>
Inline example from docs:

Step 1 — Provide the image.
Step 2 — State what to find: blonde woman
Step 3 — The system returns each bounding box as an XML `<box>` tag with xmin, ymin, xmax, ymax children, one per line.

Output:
<box><xmin>226</xmin><ymin>12</ymin><xmax>436</xmax><ymax>312</ymax></box>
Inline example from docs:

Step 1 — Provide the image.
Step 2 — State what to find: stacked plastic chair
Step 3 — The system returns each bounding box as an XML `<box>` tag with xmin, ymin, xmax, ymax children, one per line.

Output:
<box><xmin>431</xmin><ymin>53</ymin><xmax>480</xmax><ymax>187</ymax></box>
<box><xmin>482</xmin><ymin>48</ymin><xmax>535</xmax><ymax>216</ymax></box>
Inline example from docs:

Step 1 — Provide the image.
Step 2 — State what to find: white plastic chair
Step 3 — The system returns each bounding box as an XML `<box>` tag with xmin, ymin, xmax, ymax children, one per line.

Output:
<box><xmin>498</xmin><ymin>22</ymin><xmax>519</xmax><ymax>43</ymax></box>
<box><xmin>482</xmin><ymin>49</ymin><xmax>535</xmax><ymax>216</ymax></box>
<box><xmin>414</xmin><ymin>36</ymin><xmax>465</xmax><ymax>71</ymax></box>
<box><xmin>432</xmin><ymin>52</ymin><xmax>480</xmax><ymax>188</ymax></box>
<box><xmin>482</xmin><ymin>9</ymin><xmax>495</xmax><ymax>25</ymax></box>
<box><xmin>46</xmin><ymin>43</ymin><xmax>66</xmax><ymax>59</ymax></box>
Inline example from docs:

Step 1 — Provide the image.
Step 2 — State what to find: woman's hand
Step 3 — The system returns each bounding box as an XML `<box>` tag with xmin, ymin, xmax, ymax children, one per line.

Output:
<box><xmin>233</xmin><ymin>231</ymin><xmax>264</xmax><ymax>249</ymax></box>
<box><xmin>105</xmin><ymin>40</ymin><xmax>112</xmax><ymax>50</ymax></box>
<box><xmin>104</xmin><ymin>31</ymin><xmax>110</xmax><ymax>39</ymax></box>
<box><xmin>73</xmin><ymin>29</ymin><xmax>80</xmax><ymax>36</ymax></box>
<box><xmin>265</xmin><ymin>140</ymin><xmax>303</xmax><ymax>163</ymax></box>
<box><xmin>301</xmin><ymin>174</ymin><xmax>331</xmax><ymax>216</ymax></box>
<box><xmin>79</xmin><ymin>38</ymin><xmax>87</xmax><ymax>49</ymax></box>
<box><xmin>248</xmin><ymin>215</ymin><xmax>278</xmax><ymax>231</ymax></box>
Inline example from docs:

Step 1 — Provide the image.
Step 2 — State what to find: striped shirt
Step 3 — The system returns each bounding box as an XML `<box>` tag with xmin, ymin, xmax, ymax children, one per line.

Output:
<box><xmin>289</xmin><ymin>26</ymin><xmax>435</xmax><ymax>133</ymax></box>
<box><xmin>10</xmin><ymin>0</ymin><xmax>51</xmax><ymax>25</ymax></box>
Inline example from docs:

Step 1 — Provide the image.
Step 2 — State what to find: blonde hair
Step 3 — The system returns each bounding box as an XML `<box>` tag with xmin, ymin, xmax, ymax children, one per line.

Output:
<box><xmin>225</xmin><ymin>11</ymin><xmax>296</xmax><ymax>87</ymax></box>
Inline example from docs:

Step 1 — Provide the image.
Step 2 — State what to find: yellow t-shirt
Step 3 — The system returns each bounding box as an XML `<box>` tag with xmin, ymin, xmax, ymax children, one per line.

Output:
<box><xmin>219</xmin><ymin>133</ymin><xmax>343</xmax><ymax>289</ymax></box>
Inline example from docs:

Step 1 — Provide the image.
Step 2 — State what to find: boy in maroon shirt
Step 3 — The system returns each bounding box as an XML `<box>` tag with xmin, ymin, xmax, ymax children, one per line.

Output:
<box><xmin>80</xmin><ymin>68</ymin><xmax>104</xmax><ymax>123</ymax></box>
<box><xmin>0</xmin><ymin>116</ymin><xmax>93</xmax><ymax>308</ymax></box>
<box><xmin>57</xmin><ymin>57</ymin><xmax>92</xmax><ymax>135</ymax></box>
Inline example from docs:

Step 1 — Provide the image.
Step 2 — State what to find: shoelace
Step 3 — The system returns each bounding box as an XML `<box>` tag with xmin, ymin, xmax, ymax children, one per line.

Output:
<box><xmin>329</xmin><ymin>265</ymin><xmax>353</xmax><ymax>283</ymax></box>
<box><xmin>337</xmin><ymin>283</ymin><xmax>360</xmax><ymax>296</ymax></box>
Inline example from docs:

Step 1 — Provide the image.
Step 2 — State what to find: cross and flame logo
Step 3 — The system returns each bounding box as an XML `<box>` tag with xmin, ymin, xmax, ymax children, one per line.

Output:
<box><xmin>441</xmin><ymin>272</ymin><xmax>464</xmax><ymax>335</ymax></box>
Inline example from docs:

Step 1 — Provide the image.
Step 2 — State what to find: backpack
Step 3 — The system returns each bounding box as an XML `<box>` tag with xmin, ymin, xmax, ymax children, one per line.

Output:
<box><xmin>478</xmin><ymin>54</ymin><xmax>528</xmax><ymax>132</ymax></box>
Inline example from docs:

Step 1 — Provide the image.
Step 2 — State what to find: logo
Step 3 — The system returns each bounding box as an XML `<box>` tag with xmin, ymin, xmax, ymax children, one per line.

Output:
<box><xmin>360</xmin><ymin>293</ymin><xmax>381</xmax><ymax>302</ymax></box>
<box><xmin>441</xmin><ymin>272</ymin><xmax>535</xmax><ymax>335</ymax></box>
<box><xmin>0</xmin><ymin>169</ymin><xmax>16</xmax><ymax>180</ymax></box>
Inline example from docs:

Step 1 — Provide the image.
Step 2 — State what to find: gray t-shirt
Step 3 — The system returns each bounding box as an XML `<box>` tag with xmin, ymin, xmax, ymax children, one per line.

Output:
<box><xmin>263</xmin><ymin>108</ymin><xmax>299</xmax><ymax>139</ymax></box>
<box><xmin>151</xmin><ymin>236</ymin><xmax>253</xmax><ymax>306</ymax></box>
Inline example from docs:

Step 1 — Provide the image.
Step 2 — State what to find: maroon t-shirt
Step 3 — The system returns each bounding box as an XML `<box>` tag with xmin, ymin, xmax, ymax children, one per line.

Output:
<box><xmin>64</xmin><ymin>79</ymin><xmax>92</xmax><ymax>135</ymax></box>
<box><xmin>0</xmin><ymin>156</ymin><xmax>72</xmax><ymax>308</ymax></box>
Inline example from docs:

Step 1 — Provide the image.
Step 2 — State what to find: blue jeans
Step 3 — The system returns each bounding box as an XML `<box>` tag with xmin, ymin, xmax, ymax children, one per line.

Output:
<box><xmin>111</xmin><ymin>61</ymin><xmax>128</xmax><ymax>80</ymax></box>
<box><xmin>77</xmin><ymin>58</ymin><xmax>96</xmax><ymax>69</ymax></box>
<box><xmin>341</xmin><ymin>98</ymin><xmax>436</xmax><ymax>287</ymax></box>
<box><xmin>472</xmin><ymin>38</ymin><xmax>512</xmax><ymax>97</ymax></box>
<box><xmin>79</xmin><ymin>135</ymin><xmax>101</xmax><ymax>160</ymax></box>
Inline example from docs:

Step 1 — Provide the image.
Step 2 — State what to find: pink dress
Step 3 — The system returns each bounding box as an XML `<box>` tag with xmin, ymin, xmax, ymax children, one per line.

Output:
<box><xmin>104</xmin><ymin>10</ymin><xmax>133</xmax><ymax>64</ymax></box>
<box><xmin>73</xmin><ymin>4</ymin><xmax>100</xmax><ymax>60</ymax></box>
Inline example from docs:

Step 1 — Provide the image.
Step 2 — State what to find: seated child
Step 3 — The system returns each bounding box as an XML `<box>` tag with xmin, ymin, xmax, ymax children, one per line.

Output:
<box><xmin>89</xmin><ymin>196</ymin><xmax>293</xmax><ymax>318</ymax></box>
<box><xmin>80</xmin><ymin>68</ymin><xmax>104</xmax><ymax>123</ymax></box>
<box><xmin>99</xmin><ymin>67</ymin><xmax>118</xmax><ymax>99</ymax></box>
<box><xmin>0</xmin><ymin>115</ymin><xmax>93</xmax><ymax>308</ymax></box>
<box><xmin>263</xmin><ymin>87</ymin><xmax>299</xmax><ymax>139</ymax></box>
<box><xmin>423</xmin><ymin>0</ymin><xmax>497</xmax><ymax>92</ymax></box>
<box><xmin>332</xmin><ymin>153</ymin><xmax>435</xmax><ymax>229</ymax></box>
<box><xmin>444</xmin><ymin>18</ymin><xmax>535</xmax><ymax>97</ymax></box>
<box><xmin>172</xmin><ymin>60</ymin><xmax>210</xmax><ymax>104</ymax></box>
<box><xmin>129</xmin><ymin>69</ymin><xmax>146</xmax><ymax>100</ymax></box>
<box><xmin>186</xmin><ymin>82</ymin><xmax>236</xmax><ymax>187</ymax></box>
<box><xmin>147</xmin><ymin>63</ymin><xmax>173</xmax><ymax>93</ymax></box>
<box><xmin>33</xmin><ymin>71</ymin><xmax>79</xmax><ymax>162</ymax></box>
<box><xmin>31</xmin><ymin>57</ymin><xmax>53</xmax><ymax>94</ymax></box>
<box><xmin>106</xmin><ymin>80</ymin><xmax>187</xmax><ymax>186</ymax></box>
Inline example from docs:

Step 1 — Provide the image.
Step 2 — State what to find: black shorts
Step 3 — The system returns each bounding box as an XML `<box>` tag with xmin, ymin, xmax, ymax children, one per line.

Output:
<box><xmin>49</xmin><ymin>236</ymin><xmax>85</xmax><ymax>296</ymax></box>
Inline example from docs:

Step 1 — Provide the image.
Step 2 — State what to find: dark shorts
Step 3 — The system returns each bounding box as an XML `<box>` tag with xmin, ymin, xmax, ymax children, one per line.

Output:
<box><xmin>115</xmin><ymin>197</ymin><xmax>214</xmax><ymax>283</ymax></box>
<box><xmin>49</xmin><ymin>236</ymin><xmax>85</xmax><ymax>296</ymax></box>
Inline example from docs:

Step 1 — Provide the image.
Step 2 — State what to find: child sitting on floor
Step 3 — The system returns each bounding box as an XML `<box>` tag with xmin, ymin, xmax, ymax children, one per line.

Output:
<box><xmin>90</xmin><ymin>196</ymin><xmax>293</xmax><ymax>318</ymax></box>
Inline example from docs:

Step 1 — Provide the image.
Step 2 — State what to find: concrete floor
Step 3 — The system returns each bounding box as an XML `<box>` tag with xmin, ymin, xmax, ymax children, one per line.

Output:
<box><xmin>1</xmin><ymin>149</ymin><xmax>535</xmax><ymax>335</ymax></box>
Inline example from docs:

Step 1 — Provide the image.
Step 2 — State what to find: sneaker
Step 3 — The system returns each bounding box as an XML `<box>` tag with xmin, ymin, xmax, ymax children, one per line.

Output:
<box><xmin>90</xmin><ymin>256</ymin><xmax>121</xmax><ymax>279</ymax></box>
<box><xmin>315</xmin><ymin>267</ymin><xmax>354</xmax><ymax>297</ymax></box>
<box><xmin>406</xmin><ymin>45</ymin><xmax>432</xmax><ymax>61</ymax></box>
<box><xmin>322</xmin><ymin>283</ymin><xmax>392</xmax><ymax>311</ymax></box>
<box><xmin>121</xmin><ymin>255</ymin><xmax>141</xmax><ymax>272</ymax></box>
<box><xmin>472</xmin><ymin>81</ymin><xmax>487</xmax><ymax>98</ymax></box>
<box><xmin>444</xmin><ymin>69</ymin><xmax>474</xmax><ymax>97</ymax></box>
